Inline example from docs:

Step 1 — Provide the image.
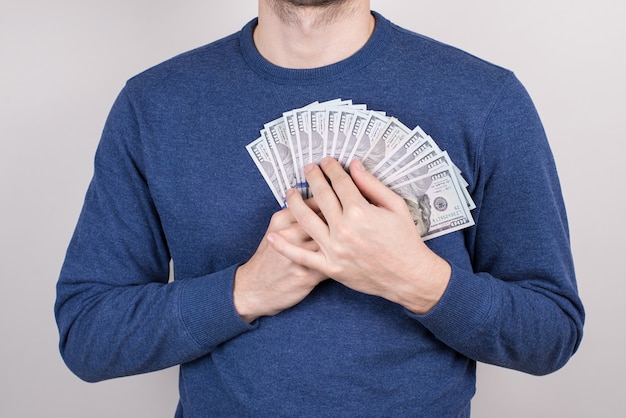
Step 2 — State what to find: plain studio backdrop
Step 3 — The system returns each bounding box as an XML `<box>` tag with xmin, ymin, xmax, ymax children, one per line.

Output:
<box><xmin>1</xmin><ymin>1</ymin><xmax>624</xmax><ymax>416</ymax></box>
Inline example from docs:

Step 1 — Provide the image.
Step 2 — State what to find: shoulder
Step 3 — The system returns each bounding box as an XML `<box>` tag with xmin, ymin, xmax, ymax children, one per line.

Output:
<box><xmin>123</xmin><ymin>30</ymin><xmax>244</xmax><ymax>96</ymax></box>
<box><xmin>374</xmin><ymin>12</ymin><xmax>512</xmax><ymax>89</ymax></box>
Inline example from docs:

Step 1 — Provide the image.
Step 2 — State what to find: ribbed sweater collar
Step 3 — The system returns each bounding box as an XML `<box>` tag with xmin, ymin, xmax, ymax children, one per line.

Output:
<box><xmin>239</xmin><ymin>11</ymin><xmax>390</xmax><ymax>85</ymax></box>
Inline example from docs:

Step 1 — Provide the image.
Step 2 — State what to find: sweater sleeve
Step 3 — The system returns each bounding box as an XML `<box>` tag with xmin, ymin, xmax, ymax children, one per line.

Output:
<box><xmin>54</xmin><ymin>88</ymin><xmax>256</xmax><ymax>383</ymax></box>
<box><xmin>412</xmin><ymin>73</ymin><xmax>584</xmax><ymax>375</ymax></box>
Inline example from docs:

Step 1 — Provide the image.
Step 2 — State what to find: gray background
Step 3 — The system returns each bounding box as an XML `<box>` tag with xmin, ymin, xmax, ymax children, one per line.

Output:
<box><xmin>1</xmin><ymin>1</ymin><xmax>624</xmax><ymax>416</ymax></box>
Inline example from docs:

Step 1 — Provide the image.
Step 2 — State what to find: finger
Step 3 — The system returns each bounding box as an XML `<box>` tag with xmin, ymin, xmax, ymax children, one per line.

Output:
<box><xmin>269</xmin><ymin>189</ymin><xmax>324</xmax><ymax>229</ymax></box>
<box><xmin>349</xmin><ymin>160</ymin><xmax>405</xmax><ymax>210</ymax></box>
<box><xmin>303</xmin><ymin>162</ymin><xmax>343</xmax><ymax>222</ymax></box>
<box><xmin>276</xmin><ymin>223</ymin><xmax>316</xmax><ymax>244</ymax></box>
<box><xmin>285</xmin><ymin>188</ymin><xmax>330</xmax><ymax>244</ymax></box>
<box><xmin>302</xmin><ymin>196</ymin><xmax>329</xmax><ymax>225</ymax></box>
<box><xmin>319</xmin><ymin>157</ymin><xmax>365</xmax><ymax>207</ymax></box>
<box><xmin>268</xmin><ymin>203</ymin><xmax>300</xmax><ymax>231</ymax></box>
<box><xmin>303</xmin><ymin>195</ymin><xmax>322</xmax><ymax>215</ymax></box>
<box><xmin>267</xmin><ymin>228</ymin><xmax>325</xmax><ymax>272</ymax></box>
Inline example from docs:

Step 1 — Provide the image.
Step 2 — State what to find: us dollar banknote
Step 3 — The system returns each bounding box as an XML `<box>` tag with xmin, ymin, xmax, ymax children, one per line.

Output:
<box><xmin>246</xmin><ymin>99</ymin><xmax>476</xmax><ymax>237</ymax></box>
<box><xmin>390</xmin><ymin>166</ymin><xmax>475</xmax><ymax>240</ymax></box>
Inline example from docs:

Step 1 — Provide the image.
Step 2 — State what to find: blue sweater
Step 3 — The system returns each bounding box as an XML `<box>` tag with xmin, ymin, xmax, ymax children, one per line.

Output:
<box><xmin>55</xmin><ymin>12</ymin><xmax>584</xmax><ymax>417</ymax></box>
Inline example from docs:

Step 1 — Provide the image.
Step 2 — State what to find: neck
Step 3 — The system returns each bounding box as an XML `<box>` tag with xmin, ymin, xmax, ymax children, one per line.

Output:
<box><xmin>255</xmin><ymin>0</ymin><xmax>374</xmax><ymax>69</ymax></box>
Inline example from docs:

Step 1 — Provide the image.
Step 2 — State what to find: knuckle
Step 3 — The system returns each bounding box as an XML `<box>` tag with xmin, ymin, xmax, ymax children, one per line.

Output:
<box><xmin>311</xmin><ymin>186</ymin><xmax>337</xmax><ymax>201</ymax></box>
<box><xmin>333</xmin><ymin>222</ymin><xmax>352</xmax><ymax>242</ymax></box>
<box><xmin>331</xmin><ymin>172</ymin><xmax>353</xmax><ymax>190</ymax></box>
<box><xmin>270</xmin><ymin>210</ymin><xmax>285</xmax><ymax>223</ymax></box>
<box><xmin>298</xmin><ymin>211</ymin><xmax>319</xmax><ymax>230</ymax></box>
<box><xmin>269</xmin><ymin>209</ymin><xmax>291</xmax><ymax>228</ymax></box>
<box><xmin>343</xmin><ymin>203</ymin><xmax>368</xmax><ymax>222</ymax></box>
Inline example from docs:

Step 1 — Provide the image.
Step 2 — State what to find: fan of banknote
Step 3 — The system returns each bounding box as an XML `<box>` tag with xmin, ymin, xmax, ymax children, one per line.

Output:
<box><xmin>246</xmin><ymin>99</ymin><xmax>476</xmax><ymax>240</ymax></box>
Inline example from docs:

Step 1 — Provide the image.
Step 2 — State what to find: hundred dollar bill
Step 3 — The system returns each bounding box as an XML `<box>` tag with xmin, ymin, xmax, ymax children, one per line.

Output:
<box><xmin>294</xmin><ymin>109</ymin><xmax>312</xmax><ymax>169</ymax></box>
<box><xmin>331</xmin><ymin>109</ymin><xmax>357</xmax><ymax>162</ymax></box>
<box><xmin>294</xmin><ymin>109</ymin><xmax>314</xmax><ymax>197</ymax></box>
<box><xmin>311</xmin><ymin>99</ymin><xmax>360</xmax><ymax>162</ymax></box>
<box><xmin>263</xmin><ymin>117</ymin><xmax>297</xmax><ymax>191</ymax></box>
<box><xmin>284</xmin><ymin>101</ymin><xmax>330</xmax><ymax>195</ymax></box>
<box><xmin>382</xmin><ymin>135</ymin><xmax>443</xmax><ymax>183</ymax></box>
<box><xmin>246</xmin><ymin>136</ymin><xmax>286</xmax><ymax>207</ymax></box>
<box><xmin>283</xmin><ymin>111</ymin><xmax>307</xmax><ymax>195</ymax></box>
<box><xmin>349</xmin><ymin>111</ymin><xmax>389</xmax><ymax>164</ymax></box>
<box><xmin>381</xmin><ymin>134</ymin><xmax>475</xmax><ymax>210</ymax></box>
<box><xmin>338</xmin><ymin>110</ymin><xmax>370</xmax><ymax>169</ymax></box>
<box><xmin>391</xmin><ymin>165</ymin><xmax>475</xmax><ymax>240</ymax></box>
<box><xmin>309</xmin><ymin>108</ymin><xmax>327</xmax><ymax>164</ymax></box>
<box><xmin>455</xmin><ymin>166</ymin><xmax>475</xmax><ymax>209</ymax></box>
<box><xmin>386</xmin><ymin>148</ymin><xmax>475</xmax><ymax>210</ymax></box>
<box><xmin>324</xmin><ymin>107</ymin><xmax>341</xmax><ymax>158</ymax></box>
<box><xmin>370</xmin><ymin>125</ymin><xmax>429</xmax><ymax>179</ymax></box>
<box><xmin>374</xmin><ymin>126</ymin><xmax>469</xmax><ymax>194</ymax></box>
<box><xmin>319</xmin><ymin>98</ymin><xmax>342</xmax><ymax>107</ymax></box>
<box><xmin>385</xmin><ymin>151</ymin><xmax>453</xmax><ymax>188</ymax></box>
<box><xmin>361</xmin><ymin>118</ymin><xmax>412</xmax><ymax>171</ymax></box>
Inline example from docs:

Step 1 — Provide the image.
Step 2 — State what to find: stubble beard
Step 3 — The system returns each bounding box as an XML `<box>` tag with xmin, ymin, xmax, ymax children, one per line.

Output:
<box><xmin>274</xmin><ymin>0</ymin><xmax>352</xmax><ymax>6</ymax></box>
<box><xmin>266</xmin><ymin>0</ymin><xmax>359</xmax><ymax>26</ymax></box>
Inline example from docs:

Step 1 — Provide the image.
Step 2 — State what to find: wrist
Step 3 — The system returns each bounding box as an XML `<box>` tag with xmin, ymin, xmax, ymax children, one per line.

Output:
<box><xmin>233</xmin><ymin>264</ymin><xmax>260</xmax><ymax>324</ymax></box>
<box><xmin>403</xmin><ymin>255</ymin><xmax>451</xmax><ymax>315</ymax></box>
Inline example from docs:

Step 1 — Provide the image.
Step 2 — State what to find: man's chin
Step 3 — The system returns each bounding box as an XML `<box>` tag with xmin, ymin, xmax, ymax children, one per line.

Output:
<box><xmin>270</xmin><ymin>0</ymin><xmax>353</xmax><ymax>8</ymax></box>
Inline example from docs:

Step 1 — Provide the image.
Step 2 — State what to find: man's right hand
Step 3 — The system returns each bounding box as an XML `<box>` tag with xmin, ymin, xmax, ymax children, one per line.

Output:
<box><xmin>233</xmin><ymin>201</ymin><xmax>327</xmax><ymax>323</ymax></box>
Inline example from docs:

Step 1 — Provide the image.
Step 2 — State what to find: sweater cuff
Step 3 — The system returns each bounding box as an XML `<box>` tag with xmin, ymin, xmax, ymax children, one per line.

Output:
<box><xmin>178</xmin><ymin>264</ymin><xmax>257</xmax><ymax>350</ymax></box>
<box><xmin>407</xmin><ymin>265</ymin><xmax>494</xmax><ymax>346</ymax></box>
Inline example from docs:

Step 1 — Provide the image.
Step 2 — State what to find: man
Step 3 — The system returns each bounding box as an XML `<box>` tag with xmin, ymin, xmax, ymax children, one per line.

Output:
<box><xmin>55</xmin><ymin>0</ymin><xmax>585</xmax><ymax>416</ymax></box>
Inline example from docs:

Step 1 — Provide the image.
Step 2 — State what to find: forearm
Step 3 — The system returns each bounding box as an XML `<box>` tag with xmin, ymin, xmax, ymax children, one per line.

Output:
<box><xmin>412</xmin><ymin>265</ymin><xmax>583</xmax><ymax>375</ymax></box>
<box><xmin>55</xmin><ymin>265</ymin><xmax>254</xmax><ymax>382</ymax></box>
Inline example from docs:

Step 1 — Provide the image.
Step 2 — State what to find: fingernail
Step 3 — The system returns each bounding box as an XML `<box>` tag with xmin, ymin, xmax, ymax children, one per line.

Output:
<box><xmin>321</xmin><ymin>156</ymin><xmax>338</xmax><ymax>167</ymax></box>
<box><xmin>304</xmin><ymin>163</ymin><xmax>316</xmax><ymax>173</ymax></box>
<box><xmin>352</xmin><ymin>160</ymin><xmax>365</xmax><ymax>171</ymax></box>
